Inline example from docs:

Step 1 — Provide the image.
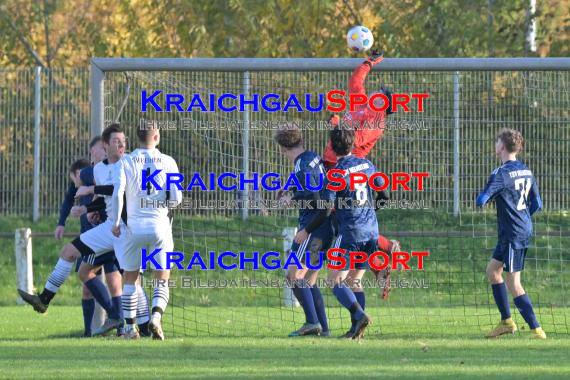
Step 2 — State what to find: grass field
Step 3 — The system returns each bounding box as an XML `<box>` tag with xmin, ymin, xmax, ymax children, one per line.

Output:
<box><xmin>1</xmin><ymin>213</ymin><xmax>569</xmax><ymax>378</ymax></box>
<box><xmin>2</xmin><ymin>306</ymin><xmax>570</xmax><ymax>379</ymax></box>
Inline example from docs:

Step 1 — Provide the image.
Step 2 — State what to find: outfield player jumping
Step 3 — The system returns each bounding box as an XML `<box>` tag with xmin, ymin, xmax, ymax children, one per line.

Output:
<box><xmin>298</xmin><ymin>127</ymin><xmax>389</xmax><ymax>339</ymax></box>
<box><xmin>324</xmin><ymin>50</ymin><xmax>400</xmax><ymax>296</ymax></box>
<box><xmin>476</xmin><ymin>128</ymin><xmax>546</xmax><ymax>339</ymax></box>
<box><xmin>111</xmin><ymin>126</ymin><xmax>182</xmax><ymax>340</ymax></box>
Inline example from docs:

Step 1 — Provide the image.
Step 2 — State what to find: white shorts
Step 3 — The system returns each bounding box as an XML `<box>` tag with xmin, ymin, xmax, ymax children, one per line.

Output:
<box><xmin>78</xmin><ymin>220</ymin><xmax>125</xmax><ymax>257</ymax></box>
<box><xmin>119</xmin><ymin>227</ymin><xmax>174</xmax><ymax>272</ymax></box>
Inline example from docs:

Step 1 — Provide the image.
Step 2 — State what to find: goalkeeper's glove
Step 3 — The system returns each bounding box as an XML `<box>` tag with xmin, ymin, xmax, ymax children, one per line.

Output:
<box><xmin>365</xmin><ymin>49</ymin><xmax>384</xmax><ymax>66</ymax></box>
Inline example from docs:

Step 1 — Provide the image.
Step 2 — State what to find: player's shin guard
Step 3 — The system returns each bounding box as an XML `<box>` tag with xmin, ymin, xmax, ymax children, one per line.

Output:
<box><xmin>514</xmin><ymin>294</ymin><xmax>540</xmax><ymax>329</ymax></box>
<box><xmin>42</xmin><ymin>258</ymin><xmax>74</xmax><ymax>304</ymax></box>
<box><xmin>152</xmin><ymin>285</ymin><xmax>169</xmax><ymax>321</ymax></box>
<box><xmin>310</xmin><ymin>286</ymin><xmax>329</xmax><ymax>332</ymax></box>
<box><xmin>122</xmin><ymin>284</ymin><xmax>138</xmax><ymax>326</ymax></box>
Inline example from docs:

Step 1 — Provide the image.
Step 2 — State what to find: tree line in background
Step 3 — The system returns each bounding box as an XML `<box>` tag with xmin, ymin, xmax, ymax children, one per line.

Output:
<box><xmin>0</xmin><ymin>0</ymin><xmax>569</xmax><ymax>68</ymax></box>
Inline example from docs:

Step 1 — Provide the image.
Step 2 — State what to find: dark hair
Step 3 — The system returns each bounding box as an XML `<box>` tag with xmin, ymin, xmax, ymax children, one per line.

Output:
<box><xmin>102</xmin><ymin>123</ymin><xmax>124</xmax><ymax>144</ymax></box>
<box><xmin>273</xmin><ymin>124</ymin><xmax>303</xmax><ymax>148</ymax></box>
<box><xmin>380</xmin><ymin>82</ymin><xmax>395</xmax><ymax>115</ymax></box>
<box><xmin>89</xmin><ymin>136</ymin><xmax>102</xmax><ymax>149</ymax></box>
<box><xmin>137</xmin><ymin>121</ymin><xmax>155</xmax><ymax>143</ymax></box>
<box><xmin>497</xmin><ymin>128</ymin><xmax>524</xmax><ymax>154</ymax></box>
<box><xmin>69</xmin><ymin>158</ymin><xmax>90</xmax><ymax>173</ymax></box>
<box><xmin>329</xmin><ymin>127</ymin><xmax>354</xmax><ymax>156</ymax></box>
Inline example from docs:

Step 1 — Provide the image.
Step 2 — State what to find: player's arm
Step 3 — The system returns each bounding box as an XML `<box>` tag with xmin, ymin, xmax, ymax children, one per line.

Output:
<box><xmin>111</xmin><ymin>159</ymin><xmax>127</xmax><ymax>232</ymax></box>
<box><xmin>373</xmin><ymin>174</ymin><xmax>390</xmax><ymax>209</ymax></box>
<box><xmin>348</xmin><ymin>50</ymin><xmax>384</xmax><ymax>96</ymax></box>
<box><xmin>76</xmin><ymin>167</ymin><xmax>113</xmax><ymax>198</ymax></box>
<box><xmin>476</xmin><ymin>169</ymin><xmax>504</xmax><ymax>207</ymax></box>
<box><xmin>294</xmin><ymin>170</ymin><xmax>336</xmax><ymax>244</ymax></box>
<box><xmin>168</xmin><ymin>159</ymin><xmax>183</xmax><ymax>206</ymax></box>
<box><xmin>528</xmin><ymin>180</ymin><xmax>543</xmax><ymax>216</ymax></box>
<box><xmin>55</xmin><ymin>182</ymin><xmax>77</xmax><ymax>239</ymax></box>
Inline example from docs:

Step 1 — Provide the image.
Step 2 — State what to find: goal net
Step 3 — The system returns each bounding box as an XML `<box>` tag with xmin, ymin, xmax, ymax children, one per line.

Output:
<box><xmin>99</xmin><ymin>59</ymin><xmax>570</xmax><ymax>338</ymax></box>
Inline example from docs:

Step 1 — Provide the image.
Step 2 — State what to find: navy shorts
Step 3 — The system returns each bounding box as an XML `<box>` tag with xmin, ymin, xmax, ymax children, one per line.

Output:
<box><xmin>77</xmin><ymin>251</ymin><xmax>121</xmax><ymax>273</ymax></box>
<box><xmin>493</xmin><ymin>242</ymin><xmax>527</xmax><ymax>273</ymax></box>
<box><xmin>329</xmin><ymin>236</ymin><xmax>377</xmax><ymax>271</ymax></box>
<box><xmin>290</xmin><ymin>232</ymin><xmax>332</xmax><ymax>266</ymax></box>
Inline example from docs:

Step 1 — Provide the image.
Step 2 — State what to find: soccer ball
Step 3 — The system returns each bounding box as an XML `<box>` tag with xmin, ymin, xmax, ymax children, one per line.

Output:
<box><xmin>346</xmin><ymin>25</ymin><xmax>374</xmax><ymax>52</ymax></box>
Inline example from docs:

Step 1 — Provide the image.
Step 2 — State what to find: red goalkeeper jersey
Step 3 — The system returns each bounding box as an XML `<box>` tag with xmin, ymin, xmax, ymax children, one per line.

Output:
<box><xmin>323</xmin><ymin>63</ymin><xmax>386</xmax><ymax>169</ymax></box>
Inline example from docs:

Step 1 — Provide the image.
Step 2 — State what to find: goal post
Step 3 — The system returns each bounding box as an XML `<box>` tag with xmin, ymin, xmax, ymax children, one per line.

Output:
<box><xmin>90</xmin><ymin>57</ymin><xmax>570</xmax><ymax>338</ymax></box>
<box><xmin>15</xmin><ymin>228</ymin><xmax>33</xmax><ymax>305</ymax></box>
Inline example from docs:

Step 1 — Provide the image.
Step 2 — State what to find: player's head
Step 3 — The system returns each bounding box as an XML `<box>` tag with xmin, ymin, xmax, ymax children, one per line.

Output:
<box><xmin>136</xmin><ymin>122</ymin><xmax>160</xmax><ymax>148</ymax></box>
<box><xmin>69</xmin><ymin>159</ymin><xmax>90</xmax><ymax>187</ymax></box>
<box><xmin>330</xmin><ymin>127</ymin><xmax>354</xmax><ymax>157</ymax></box>
<box><xmin>89</xmin><ymin>136</ymin><xmax>106</xmax><ymax>164</ymax></box>
<box><xmin>274</xmin><ymin>123</ymin><xmax>303</xmax><ymax>159</ymax></box>
<box><xmin>368</xmin><ymin>83</ymin><xmax>394</xmax><ymax>115</ymax></box>
<box><xmin>102</xmin><ymin>123</ymin><xmax>126</xmax><ymax>160</ymax></box>
<box><xmin>496</xmin><ymin>128</ymin><xmax>524</xmax><ymax>156</ymax></box>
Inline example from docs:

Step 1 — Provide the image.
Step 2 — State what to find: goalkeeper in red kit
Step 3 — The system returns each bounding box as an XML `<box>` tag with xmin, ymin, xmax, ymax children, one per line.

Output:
<box><xmin>324</xmin><ymin>50</ymin><xmax>400</xmax><ymax>299</ymax></box>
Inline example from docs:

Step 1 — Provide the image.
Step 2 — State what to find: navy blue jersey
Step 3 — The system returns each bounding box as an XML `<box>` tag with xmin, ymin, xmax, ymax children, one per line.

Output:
<box><xmin>57</xmin><ymin>167</ymin><xmax>93</xmax><ymax>232</ymax></box>
<box><xmin>321</xmin><ymin>154</ymin><xmax>381</xmax><ymax>244</ymax></box>
<box><xmin>57</xmin><ymin>166</ymin><xmax>105</xmax><ymax>233</ymax></box>
<box><xmin>476</xmin><ymin>160</ymin><xmax>542</xmax><ymax>248</ymax></box>
<box><xmin>292</xmin><ymin>151</ymin><xmax>332</xmax><ymax>235</ymax></box>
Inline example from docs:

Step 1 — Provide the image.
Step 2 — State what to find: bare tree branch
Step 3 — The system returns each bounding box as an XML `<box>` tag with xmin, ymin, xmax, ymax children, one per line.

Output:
<box><xmin>49</xmin><ymin>1</ymin><xmax>91</xmax><ymax>62</ymax></box>
<box><xmin>0</xmin><ymin>9</ymin><xmax>47</xmax><ymax>68</ymax></box>
<box><xmin>43</xmin><ymin>0</ymin><xmax>51</xmax><ymax>68</ymax></box>
<box><xmin>342</xmin><ymin>0</ymin><xmax>362</xmax><ymax>26</ymax></box>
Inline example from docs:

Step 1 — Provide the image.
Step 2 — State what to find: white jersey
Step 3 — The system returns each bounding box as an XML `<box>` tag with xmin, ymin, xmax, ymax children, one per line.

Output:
<box><xmin>112</xmin><ymin>148</ymin><xmax>182</xmax><ymax>234</ymax></box>
<box><xmin>93</xmin><ymin>159</ymin><xmax>121</xmax><ymax>224</ymax></box>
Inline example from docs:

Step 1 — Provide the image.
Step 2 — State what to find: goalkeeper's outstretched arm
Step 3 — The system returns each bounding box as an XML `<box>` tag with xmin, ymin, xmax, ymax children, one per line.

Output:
<box><xmin>348</xmin><ymin>50</ymin><xmax>384</xmax><ymax>96</ymax></box>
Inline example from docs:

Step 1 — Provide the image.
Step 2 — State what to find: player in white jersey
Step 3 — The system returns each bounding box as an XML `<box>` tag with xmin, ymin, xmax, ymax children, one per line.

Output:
<box><xmin>18</xmin><ymin>124</ymin><xmax>127</xmax><ymax>336</ymax></box>
<box><xmin>111</xmin><ymin>125</ymin><xmax>182</xmax><ymax>340</ymax></box>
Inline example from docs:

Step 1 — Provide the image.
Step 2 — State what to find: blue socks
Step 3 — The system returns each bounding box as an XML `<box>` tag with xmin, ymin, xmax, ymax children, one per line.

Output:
<box><xmin>492</xmin><ymin>282</ymin><xmax>540</xmax><ymax>329</ymax></box>
<box><xmin>292</xmin><ymin>284</ymin><xmax>319</xmax><ymax>324</ymax></box>
<box><xmin>111</xmin><ymin>296</ymin><xmax>123</xmax><ymax>321</ymax></box>
<box><xmin>310</xmin><ymin>286</ymin><xmax>328</xmax><ymax>331</ymax></box>
<box><xmin>492</xmin><ymin>283</ymin><xmax>511</xmax><ymax>320</ymax></box>
<box><xmin>333</xmin><ymin>284</ymin><xmax>364</xmax><ymax>320</ymax></box>
<box><xmin>514</xmin><ymin>294</ymin><xmax>540</xmax><ymax>329</ymax></box>
<box><xmin>81</xmin><ymin>298</ymin><xmax>95</xmax><ymax>336</ymax></box>
<box><xmin>354</xmin><ymin>291</ymin><xmax>365</xmax><ymax>311</ymax></box>
<box><xmin>84</xmin><ymin>278</ymin><xmax>113</xmax><ymax>317</ymax></box>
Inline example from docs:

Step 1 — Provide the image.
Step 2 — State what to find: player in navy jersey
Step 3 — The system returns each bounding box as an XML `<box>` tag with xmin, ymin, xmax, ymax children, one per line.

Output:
<box><xmin>324</xmin><ymin>51</ymin><xmax>400</xmax><ymax>297</ymax></box>
<box><xmin>274</xmin><ymin>126</ymin><xmax>334</xmax><ymax>337</ymax></box>
<box><xmin>298</xmin><ymin>127</ymin><xmax>389</xmax><ymax>339</ymax></box>
<box><xmin>476</xmin><ymin>128</ymin><xmax>545</xmax><ymax>339</ymax></box>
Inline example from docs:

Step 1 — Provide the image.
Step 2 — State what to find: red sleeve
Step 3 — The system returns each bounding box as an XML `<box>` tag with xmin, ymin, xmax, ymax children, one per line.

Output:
<box><xmin>348</xmin><ymin>63</ymin><xmax>371</xmax><ymax>96</ymax></box>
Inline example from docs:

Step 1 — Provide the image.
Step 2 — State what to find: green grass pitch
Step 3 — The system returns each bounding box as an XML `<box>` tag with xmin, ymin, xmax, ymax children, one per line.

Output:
<box><xmin>1</xmin><ymin>215</ymin><xmax>569</xmax><ymax>378</ymax></box>
<box><xmin>2</xmin><ymin>306</ymin><xmax>570</xmax><ymax>379</ymax></box>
